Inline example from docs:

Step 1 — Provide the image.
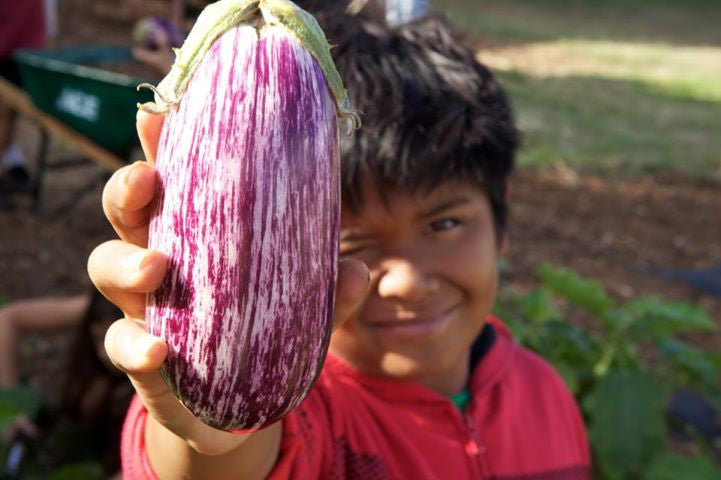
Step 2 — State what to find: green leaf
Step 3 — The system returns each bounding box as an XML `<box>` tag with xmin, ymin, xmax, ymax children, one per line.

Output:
<box><xmin>0</xmin><ymin>407</ymin><xmax>23</xmax><ymax>434</ymax></box>
<box><xmin>519</xmin><ymin>288</ymin><xmax>559</xmax><ymax>325</ymax></box>
<box><xmin>644</xmin><ymin>453</ymin><xmax>721</xmax><ymax>480</ymax></box>
<box><xmin>538</xmin><ymin>263</ymin><xmax>615</xmax><ymax>318</ymax></box>
<box><xmin>657</xmin><ymin>338</ymin><xmax>719</xmax><ymax>390</ymax></box>
<box><xmin>493</xmin><ymin>288</ymin><xmax>546</xmax><ymax>348</ymax></box>
<box><xmin>0</xmin><ymin>387</ymin><xmax>43</xmax><ymax>432</ymax></box>
<box><xmin>583</xmin><ymin>372</ymin><xmax>667</xmax><ymax>479</ymax></box>
<box><xmin>553</xmin><ymin>361</ymin><xmax>580</xmax><ymax>395</ymax></box>
<box><xmin>0</xmin><ymin>387</ymin><xmax>43</xmax><ymax>411</ymax></box>
<box><xmin>49</xmin><ymin>462</ymin><xmax>103</xmax><ymax>480</ymax></box>
<box><xmin>627</xmin><ymin>296</ymin><xmax>714</xmax><ymax>338</ymax></box>
<box><xmin>493</xmin><ymin>298</ymin><xmax>525</xmax><ymax>342</ymax></box>
<box><xmin>544</xmin><ymin>321</ymin><xmax>598</xmax><ymax>366</ymax></box>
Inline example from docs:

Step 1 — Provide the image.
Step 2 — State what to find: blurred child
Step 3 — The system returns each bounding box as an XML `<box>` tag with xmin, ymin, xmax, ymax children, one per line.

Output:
<box><xmin>0</xmin><ymin>0</ymin><xmax>46</xmax><ymax>209</ymax></box>
<box><xmin>0</xmin><ymin>291</ymin><xmax>132</xmax><ymax>477</ymax></box>
<box><xmin>88</xmin><ymin>8</ymin><xmax>591</xmax><ymax>480</ymax></box>
<box><xmin>130</xmin><ymin>0</ymin><xmax>214</xmax><ymax>77</ymax></box>
<box><xmin>43</xmin><ymin>0</ymin><xmax>59</xmax><ymax>44</ymax></box>
<box><xmin>125</xmin><ymin>0</ymin><xmax>207</xmax><ymax>26</ymax></box>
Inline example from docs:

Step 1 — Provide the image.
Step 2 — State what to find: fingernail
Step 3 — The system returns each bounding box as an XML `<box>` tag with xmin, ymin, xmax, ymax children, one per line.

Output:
<box><xmin>123</xmin><ymin>251</ymin><xmax>151</xmax><ymax>273</ymax></box>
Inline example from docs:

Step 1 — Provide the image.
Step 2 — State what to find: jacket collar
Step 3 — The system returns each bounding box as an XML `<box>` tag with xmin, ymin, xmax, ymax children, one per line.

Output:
<box><xmin>324</xmin><ymin>316</ymin><xmax>517</xmax><ymax>404</ymax></box>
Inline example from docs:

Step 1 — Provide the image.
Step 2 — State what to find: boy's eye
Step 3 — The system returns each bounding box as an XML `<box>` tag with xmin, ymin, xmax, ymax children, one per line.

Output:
<box><xmin>426</xmin><ymin>218</ymin><xmax>460</xmax><ymax>233</ymax></box>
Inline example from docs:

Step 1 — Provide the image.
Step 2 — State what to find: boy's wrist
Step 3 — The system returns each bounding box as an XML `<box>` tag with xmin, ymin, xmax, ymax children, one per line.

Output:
<box><xmin>143</xmin><ymin>410</ymin><xmax>282</xmax><ymax>480</ymax></box>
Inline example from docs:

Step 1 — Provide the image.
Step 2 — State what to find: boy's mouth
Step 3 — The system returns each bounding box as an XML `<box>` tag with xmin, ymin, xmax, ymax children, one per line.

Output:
<box><xmin>368</xmin><ymin>304</ymin><xmax>459</xmax><ymax>341</ymax></box>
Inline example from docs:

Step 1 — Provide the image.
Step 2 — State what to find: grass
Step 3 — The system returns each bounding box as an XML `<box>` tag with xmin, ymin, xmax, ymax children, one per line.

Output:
<box><xmin>433</xmin><ymin>0</ymin><xmax>721</xmax><ymax>178</ymax></box>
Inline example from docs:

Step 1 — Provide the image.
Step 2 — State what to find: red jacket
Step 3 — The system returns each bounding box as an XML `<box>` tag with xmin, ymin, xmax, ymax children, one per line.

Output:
<box><xmin>122</xmin><ymin>318</ymin><xmax>591</xmax><ymax>479</ymax></box>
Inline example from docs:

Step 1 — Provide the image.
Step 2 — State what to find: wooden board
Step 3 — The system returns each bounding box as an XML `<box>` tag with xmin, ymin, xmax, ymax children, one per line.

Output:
<box><xmin>0</xmin><ymin>77</ymin><xmax>126</xmax><ymax>171</ymax></box>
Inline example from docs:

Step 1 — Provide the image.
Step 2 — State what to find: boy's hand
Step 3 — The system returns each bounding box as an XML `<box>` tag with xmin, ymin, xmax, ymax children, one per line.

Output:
<box><xmin>87</xmin><ymin>111</ymin><xmax>368</xmax><ymax>456</ymax></box>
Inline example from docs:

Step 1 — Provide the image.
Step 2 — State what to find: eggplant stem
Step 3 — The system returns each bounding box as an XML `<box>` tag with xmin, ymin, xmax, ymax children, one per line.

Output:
<box><xmin>134</xmin><ymin>0</ymin><xmax>360</xmax><ymax>128</ymax></box>
<box><xmin>138</xmin><ymin>83</ymin><xmax>175</xmax><ymax>104</ymax></box>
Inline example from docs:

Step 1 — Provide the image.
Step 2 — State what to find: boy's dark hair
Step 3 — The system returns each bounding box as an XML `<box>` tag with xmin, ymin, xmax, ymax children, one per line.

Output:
<box><xmin>319</xmin><ymin>12</ymin><xmax>518</xmax><ymax>236</ymax></box>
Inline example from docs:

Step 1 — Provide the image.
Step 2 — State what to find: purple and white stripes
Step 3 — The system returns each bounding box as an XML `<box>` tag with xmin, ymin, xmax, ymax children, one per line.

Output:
<box><xmin>146</xmin><ymin>25</ymin><xmax>340</xmax><ymax>431</ymax></box>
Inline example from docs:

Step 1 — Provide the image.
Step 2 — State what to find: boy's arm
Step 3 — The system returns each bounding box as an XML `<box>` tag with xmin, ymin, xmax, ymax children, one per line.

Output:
<box><xmin>88</xmin><ymin>112</ymin><xmax>368</xmax><ymax>479</ymax></box>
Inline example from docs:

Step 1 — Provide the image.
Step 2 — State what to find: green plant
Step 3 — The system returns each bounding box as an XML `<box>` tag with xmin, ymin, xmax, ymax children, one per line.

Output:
<box><xmin>47</xmin><ymin>462</ymin><xmax>103</xmax><ymax>480</ymax></box>
<box><xmin>0</xmin><ymin>386</ymin><xmax>43</xmax><ymax>433</ymax></box>
<box><xmin>0</xmin><ymin>386</ymin><xmax>43</xmax><ymax>477</ymax></box>
<box><xmin>494</xmin><ymin>262</ymin><xmax>721</xmax><ymax>479</ymax></box>
<box><xmin>0</xmin><ymin>387</ymin><xmax>104</xmax><ymax>479</ymax></box>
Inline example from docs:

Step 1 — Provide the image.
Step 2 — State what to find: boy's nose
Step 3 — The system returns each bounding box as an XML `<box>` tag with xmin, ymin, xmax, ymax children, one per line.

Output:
<box><xmin>376</xmin><ymin>258</ymin><xmax>439</xmax><ymax>304</ymax></box>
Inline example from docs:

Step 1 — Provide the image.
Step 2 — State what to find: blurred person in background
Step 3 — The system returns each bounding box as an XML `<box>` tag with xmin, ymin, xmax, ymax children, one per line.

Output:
<box><xmin>0</xmin><ymin>291</ymin><xmax>132</xmax><ymax>479</ymax></box>
<box><xmin>131</xmin><ymin>0</ymin><xmax>431</xmax><ymax>76</ymax></box>
<box><xmin>126</xmin><ymin>0</ymin><xmax>212</xmax><ymax>31</ymax></box>
<box><xmin>43</xmin><ymin>0</ymin><xmax>59</xmax><ymax>45</ymax></box>
<box><xmin>125</xmin><ymin>0</ymin><xmax>188</xmax><ymax>27</ymax></box>
<box><xmin>129</xmin><ymin>0</ymin><xmax>209</xmax><ymax>76</ymax></box>
<box><xmin>0</xmin><ymin>0</ymin><xmax>46</xmax><ymax>209</ymax></box>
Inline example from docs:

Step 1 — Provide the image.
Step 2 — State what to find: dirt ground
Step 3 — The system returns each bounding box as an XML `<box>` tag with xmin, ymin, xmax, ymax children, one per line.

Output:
<box><xmin>506</xmin><ymin>167</ymin><xmax>721</xmax><ymax>349</ymax></box>
<box><xmin>2</xmin><ymin>0</ymin><xmax>720</xmax><ymax>398</ymax></box>
<box><xmin>3</xmin><ymin>150</ymin><xmax>720</xmax><ymax>333</ymax></box>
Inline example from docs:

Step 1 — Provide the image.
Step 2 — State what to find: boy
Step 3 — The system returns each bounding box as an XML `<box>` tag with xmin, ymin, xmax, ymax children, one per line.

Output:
<box><xmin>88</xmin><ymin>10</ymin><xmax>591</xmax><ymax>480</ymax></box>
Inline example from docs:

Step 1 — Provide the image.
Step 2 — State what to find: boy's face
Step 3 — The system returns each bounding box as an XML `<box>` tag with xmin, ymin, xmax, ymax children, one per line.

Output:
<box><xmin>330</xmin><ymin>178</ymin><xmax>502</xmax><ymax>395</ymax></box>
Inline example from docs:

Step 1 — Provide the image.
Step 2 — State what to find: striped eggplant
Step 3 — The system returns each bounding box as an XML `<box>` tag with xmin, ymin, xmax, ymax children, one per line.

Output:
<box><xmin>139</xmin><ymin>0</ymin><xmax>358</xmax><ymax>432</ymax></box>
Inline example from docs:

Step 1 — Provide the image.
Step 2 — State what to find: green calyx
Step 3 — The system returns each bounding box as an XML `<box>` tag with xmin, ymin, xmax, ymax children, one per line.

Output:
<box><xmin>137</xmin><ymin>0</ymin><xmax>360</xmax><ymax>132</ymax></box>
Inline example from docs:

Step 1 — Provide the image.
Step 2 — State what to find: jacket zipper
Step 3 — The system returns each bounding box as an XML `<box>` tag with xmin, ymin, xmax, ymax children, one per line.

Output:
<box><xmin>448</xmin><ymin>400</ymin><xmax>488</xmax><ymax>479</ymax></box>
<box><xmin>462</xmin><ymin>409</ymin><xmax>489</xmax><ymax>479</ymax></box>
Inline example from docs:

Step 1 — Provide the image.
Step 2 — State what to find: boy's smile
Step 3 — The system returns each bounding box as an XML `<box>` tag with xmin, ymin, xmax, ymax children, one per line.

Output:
<box><xmin>331</xmin><ymin>178</ymin><xmax>502</xmax><ymax>396</ymax></box>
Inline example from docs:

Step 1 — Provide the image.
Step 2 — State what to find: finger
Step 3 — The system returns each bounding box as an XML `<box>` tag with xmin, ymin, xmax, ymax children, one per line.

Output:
<box><xmin>104</xmin><ymin>318</ymin><xmax>192</xmax><ymax>428</ymax></box>
<box><xmin>88</xmin><ymin>240</ymin><xmax>168</xmax><ymax>318</ymax></box>
<box><xmin>102</xmin><ymin>161</ymin><xmax>157</xmax><ymax>246</ymax></box>
<box><xmin>332</xmin><ymin>258</ymin><xmax>369</xmax><ymax>331</ymax></box>
<box><xmin>105</xmin><ymin>318</ymin><xmax>246</xmax><ymax>452</ymax></box>
<box><xmin>104</xmin><ymin>317</ymin><xmax>166</xmax><ymax>377</ymax></box>
<box><xmin>137</xmin><ymin>110</ymin><xmax>165</xmax><ymax>165</ymax></box>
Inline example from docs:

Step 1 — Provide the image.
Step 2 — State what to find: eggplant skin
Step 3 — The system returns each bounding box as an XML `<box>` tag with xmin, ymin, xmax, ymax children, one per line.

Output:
<box><xmin>146</xmin><ymin>24</ymin><xmax>340</xmax><ymax>432</ymax></box>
